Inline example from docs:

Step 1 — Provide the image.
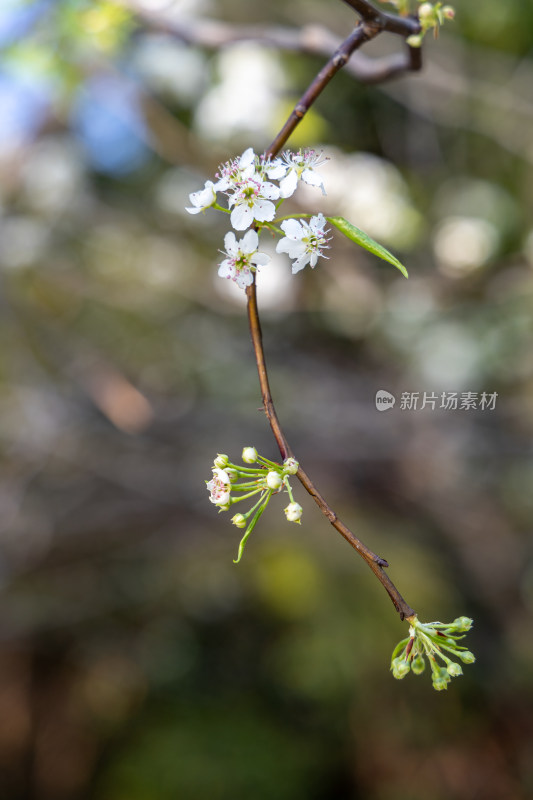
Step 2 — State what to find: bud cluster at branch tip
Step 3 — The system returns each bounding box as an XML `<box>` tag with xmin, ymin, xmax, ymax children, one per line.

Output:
<box><xmin>391</xmin><ymin>616</ymin><xmax>475</xmax><ymax>690</ymax></box>
<box><xmin>205</xmin><ymin>449</ymin><xmax>301</xmax><ymax>563</ymax></box>
<box><xmin>404</xmin><ymin>1</ymin><xmax>456</xmax><ymax>47</ymax></box>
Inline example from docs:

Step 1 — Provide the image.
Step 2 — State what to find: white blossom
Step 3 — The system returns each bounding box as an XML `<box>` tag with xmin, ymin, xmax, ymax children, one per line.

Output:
<box><xmin>207</xmin><ymin>468</ymin><xmax>231</xmax><ymax>506</ymax></box>
<box><xmin>218</xmin><ymin>230</ymin><xmax>270</xmax><ymax>289</ymax></box>
<box><xmin>276</xmin><ymin>213</ymin><xmax>330</xmax><ymax>274</ymax></box>
<box><xmin>275</xmin><ymin>149</ymin><xmax>328</xmax><ymax>198</ymax></box>
<box><xmin>215</xmin><ymin>148</ymin><xmax>280</xmax><ymax>231</ymax></box>
<box><xmin>185</xmin><ymin>180</ymin><xmax>217</xmax><ymax>214</ymax></box>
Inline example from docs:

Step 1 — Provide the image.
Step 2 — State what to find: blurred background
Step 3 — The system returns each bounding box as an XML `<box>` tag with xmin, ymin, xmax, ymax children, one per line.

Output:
<box><xmin>0</xmin><ymin>0</ymin><xmax>532</xmax><ymax>797</ymax></box>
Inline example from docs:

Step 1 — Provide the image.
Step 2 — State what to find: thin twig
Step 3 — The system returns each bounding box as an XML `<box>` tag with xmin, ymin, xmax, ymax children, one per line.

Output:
<box><xmin>244</xmin><ymin>5</ymin><xmax>420</xmax><ymax>620</ymax></box>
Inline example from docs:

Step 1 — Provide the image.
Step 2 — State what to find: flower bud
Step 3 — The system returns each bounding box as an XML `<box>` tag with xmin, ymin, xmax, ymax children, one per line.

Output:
<box><xmin>411</xmin><ymin>655</ymin><xmax>425</xmax><ymax>675</ymax></box>
<box><xmin>282</xmin><ymin>457</ymin><xmax>299</xmax><ymax>475</ymax></box>
<box><xmin>451</xmin><ymin>616</ymin><xmax>473</xmax><ymax>632</ymax></box>
<box><xmin>447</xmin><ymin>662</ymin><xmax>463</xmax><ymax>677</ymax></box>
<box><xmin>432</xmin><ymin>676</ymin><xmax>449</xmax><ymax>691</ymax></box>
<box><xmin>266</xmin><ymin>471</ymin><xmax>283</xmax><ymax>490</ymax></box>
<box><xmin>442</xmin><ymin>5</ymin><xmax>455</xmax><ymax>19</ymax></box>
<box><xmin>406</xmin><ymin>34</ymin><xmax>422</xmax><ymax>47</ymax></box>
<box><xmin>391</xmin><ymin>657</ymin><xmax>410</xmax><ymax>679</ymax></box>
<box><xmin>458</xmin><ymin>650</ymin><xmax>476</xmax><ymax>664</ymax></box>
<box><xmin>225</xmin><ymin>469</ymin><xmax>238</xmax><ymax>482</ymax></box>
<box><xmin>242</xmin><ymin>446</ymin><xmax>258</xmax><ymax>464</ymax></box>
<box><xmin>418</xmin><ymin>2</ymin><xmax>434</xmax><ymax>21</ymax></box>
<box><xmin>284</xmin><ymin>502</ymin><xmax>303</xmax><ymax>523</ymax></box>
<box><xmin>231</xmin><ymin>513</ymin><xmax>247</xmax><ymax>528</ymax></box>
<box><xmin>214</xmin><ymin>454</ymin><xmax>229</xmax><ymax>468</ymax></box>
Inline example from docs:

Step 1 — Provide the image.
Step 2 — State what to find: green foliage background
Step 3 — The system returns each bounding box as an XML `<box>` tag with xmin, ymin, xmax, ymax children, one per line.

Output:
<box><xmin>0</xmin><ymin>1</ymin><xmax>532</xmax><ymax>798</ymax></box>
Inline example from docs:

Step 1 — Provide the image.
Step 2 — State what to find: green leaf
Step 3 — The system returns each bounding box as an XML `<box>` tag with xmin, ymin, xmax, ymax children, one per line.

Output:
<box><xmin>327</xmin><ymin>216</ymin><xmax>408</xmax><ymax>278</ymax></box>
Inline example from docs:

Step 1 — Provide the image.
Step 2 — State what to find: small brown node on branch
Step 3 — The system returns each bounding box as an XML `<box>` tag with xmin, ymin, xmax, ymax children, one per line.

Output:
<box><xmin>294</xmin><ymin>104</ymin><xmax>306</xmax><ymax>119</ymax></box>
<box><xmin>333</xmin><ymin>52</ymin><xmax>349</xmax><ymax>68</ymax></box>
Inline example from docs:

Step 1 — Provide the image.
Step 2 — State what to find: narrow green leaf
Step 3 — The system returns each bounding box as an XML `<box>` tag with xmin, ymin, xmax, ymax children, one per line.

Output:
<box><xmin>327</xmin><ymin>216</ymin><xmax>408</xmax><ymax>278</ymax></box>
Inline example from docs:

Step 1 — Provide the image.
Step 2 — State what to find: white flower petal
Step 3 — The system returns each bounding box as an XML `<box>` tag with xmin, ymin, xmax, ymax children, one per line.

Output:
<box><xmin>231</xmin><ymin>204</ymin><xmax>253</xmax><ymax>230</ymax></box>
<box><xmin>310</xmin><ymin>213</ymin><xmax>327</xmax><ymax>232</ymax></box>
<box><xmin>260</xmin><ymin>181</ymin><xmax>280</xmax><ymax>201</ymax></box>
<box><xmin>235</xmin><ymin>269</ymin><xmax>254</xmax><ymax>289</ymax></box>
<box><xmin>185</xmin><ymin>206</ymin><xmax>203</xmax><ymax>214</ymax></box>
<box><xmin>239</xmin><ymin>147</ymin><xmax>255</xmax><ymax>168</ymax></box>
<box><xmin>223</xmin><ymin>231</ymin><xmax>237</xmax><ymax>253</ymax></box>
<box><xmin>218</xmin><ymin>259</ymin><xmax>234</xmax><ymax>279</ymax></box>
<box><xmin>302</xmin><ymin>169</ymin><xmax>326</xmax><ymax>194</ymax></box>
<box><xmin>241</xmin><ymin>229</ymin><xmax>259</xmax><ymax>253</ymax></box>
<box><xmin>251</xmin><ymin>199</ymin><xmax>276</xmax><ymax>223</ymax></box>
<box><xmin>291</xmin><ymin>255</ymin><xmax>310</xmax><ymax>273</ymax></box>
<box><xmin>251</xmin><ymin>252</ymin><xmax>270</xmax><ymax>266</ymax></box>
<box><xmin>266</xmin><ymin>160</ymin><xmax>287</xmax><ymax>179</ymax></box>
<box><xmin>276</xmin><ymin>237</ymin><xmax>305</xmax><ymax>258</ymax></box>
<box><xmin>279</xmin><ymin>170</ymin><xmax>298</xmax><ymax>198</ymax></box>
<box><xmin>280</xmin><ymin>218</ymin><xmax>303</xmax><ymax>239</ymax></box>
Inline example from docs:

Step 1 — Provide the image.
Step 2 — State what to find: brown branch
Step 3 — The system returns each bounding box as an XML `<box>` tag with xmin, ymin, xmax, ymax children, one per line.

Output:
<box><xmin>242</xmin><ymin>7</ymin><xmax>419</xmax><ymax>620</ymax></box>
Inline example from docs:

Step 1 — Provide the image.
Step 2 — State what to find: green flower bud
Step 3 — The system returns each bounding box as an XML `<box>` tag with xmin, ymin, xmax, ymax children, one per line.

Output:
<box><xmin>283</xmin><ymin>457</ymin><xmax>299</xmax><ymax>475</ymax></box>
<box><xmin>242</xmin><ymin>446</ymin><xmax>258</xmax><ymax>464</ymax></box>
<box><xmin>231</xmin><ymin>513</ymin><xmax>247</xmax><ymax>528</ymax></box>
<box><xmin>447</xmin><ymin>662</ymin><xmax>463</xmax><ymax>677</ymax></box>
<box><xmin>432</xmin><ymin>676</ymin><xmax>449</xmax><ymax>691</ymax></box>
<box><xmin>411</xmin><ymin>655</ymin><xmax>426</xmax><ymax>675</ymax></box>
<box><xmin>442</xmin><ymin>5</ymin><xmax>455</xmax><ymax>19</ymax></box>
<box><xmin>451</xmin><ymin>616</ymin><xmax>473</xmax><ymax>632</ymax></box>
<box><xmin>266</xmin><ymin>471</ymin><xmax>283</xmax><ymax>490</ymax></box>
<box><xmin>214</xmin><ymin>454</ymin><xmax>229</xmax><ymax>468</ymax></box>
<box><xmin>406</xmin><ymin>34</ymin><xmax>423</xmax><ymax>47</ymax></box>
<box><xmin>391</xmin><ymin>657</ymin><xmax>410</xmax><ymax>680</ymax></box>
<box><xmin>458</xmin><ymin>650</ymin><xmax>476</xmax><ymax>664</ymax></box>
<box><xmin>226</xmin><ymin>469</ymin><xmax>239</xmax><ymax>482</ymax></box>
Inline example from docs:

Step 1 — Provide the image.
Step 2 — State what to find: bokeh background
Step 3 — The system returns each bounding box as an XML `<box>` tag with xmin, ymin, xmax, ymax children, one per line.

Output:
<box><xmin>1</xmin><ymin>0</ymin><xmax>533</xmax><ymax>798</ymax></box>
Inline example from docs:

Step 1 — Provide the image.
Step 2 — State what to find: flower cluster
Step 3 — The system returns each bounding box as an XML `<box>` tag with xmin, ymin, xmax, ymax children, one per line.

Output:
<box><xmin>407</xmin><ymin>2</ymin><xmax>455</xmax><ymax>47</ymax></box>
<box><xmin>391</xmin><ymin>616</ymin><xmax>475</xmax><ymax>690</ymax></box>
<box><xmin>206</xmin><ymin>448</ymin><xmax>301</xmax><ymax>563</ymax></box>
<box><xmin>186</xmin><ymin>147</ymin><xmax>330</xmax><ymax>289</ymax></box>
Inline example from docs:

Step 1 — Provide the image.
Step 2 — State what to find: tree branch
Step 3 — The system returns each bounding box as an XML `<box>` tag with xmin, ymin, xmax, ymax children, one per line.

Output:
<box><xmin>242</xmin><ymin>5</ymin><xmax>419</xmax><ymax>620</ymax></box>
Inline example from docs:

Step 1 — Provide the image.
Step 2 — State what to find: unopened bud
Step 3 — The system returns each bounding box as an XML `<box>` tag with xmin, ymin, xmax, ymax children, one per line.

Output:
<box><xmin>231</xmin><ymin>513</ymin><xmax>247</xmax><ymax>528</ymax></box>
<box><xmin>442</xmin><ymin>5</ymin><xmax>455</xmax><ymax>19</ymax></box>
<box><xmin>451</xmin><ymin>616</ymin><xmax>473</xmax><ymax>632</ymax></box>
<box><xmin>391</xmin><ymin>657</ymin><xmax>410</xmax><ymax>679</ymax></box>
<box><xmin>418</xmin><ymin>2</ymin><xmax>434</xmax><ymax>20</ymax></box>
<box><xmin>411</xmin><ymin>655</ymin><xmax>425</xmax><ymax>675</ymax></box>
<box><xmin>242</xmin><ymin>446</ymin><xmax>258</xmax><ymax>464</ymax></box>
<box><xmin>458</xmin><ymin>650</ymin><xmax>476</xmax><ymax>664</ymax></box>
<box><xmin>447</xmin><ymin>662</ymin><xmax>463</xmax><ymax>677</ymax></box>
<box><xmin>214</xmin><ymin>454</ymin><xmax>229</xmax><ymax>468</ymax></box>
<box><xmin>266</xmin><ymin>471</ymin><xmax>283</xmax><ymax>490</ymax></box>
<box><xmin>284</xmin><ymin>502</ymin><xmax>303</xmax><ymax>523</ymax></box>
<box><xmin>283</xmin><ymin>457</ymin><xmax>299</xmax><ymax>475</ymax></box>
<box><xmin>406</xmin><ymin>34</ymin><xmax>423</xmax><ymax>47</ymax></box>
